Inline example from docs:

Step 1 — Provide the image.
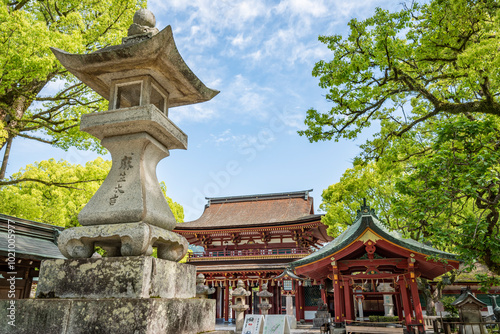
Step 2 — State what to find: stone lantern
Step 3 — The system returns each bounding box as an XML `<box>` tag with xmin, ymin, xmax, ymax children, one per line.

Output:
<box><xmin>231</xmin><ymin>280</ymin><xmax>251</xmax><ymax>332</ymax></box>
<box><xmin>257</xmin><ymin>283</ymin><xmax>274</xmax><ymax>315</ymax></box>
<box><xmin>377</xmin><ymin>282</ymin><xmax>395</xmax><ymax>316</ymax></box>
<box><xmin>196</xmin><ymin>274</ymin><xmax>216</xmax><ymax>299</ymax></box>
<box><xmin>5</xmin><ymin>9</ymin><xmax>220</xmax><ymax>334</ymax></box>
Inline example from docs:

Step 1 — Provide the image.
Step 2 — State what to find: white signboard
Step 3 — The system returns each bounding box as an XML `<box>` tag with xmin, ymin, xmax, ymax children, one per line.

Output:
<box><xmin>435</xmin><ymin>301</ymin><xmax>444</xmax><ymax>313</ymax></box>
<box><xmin>242</xmin><ymin>314</ymin><xmax>264</xmax><ymax>334</ymax></box>
<box><xmin>263</xmin><ymin>315</ymin><xmax>290</xmax><ymax>334</ymax></box>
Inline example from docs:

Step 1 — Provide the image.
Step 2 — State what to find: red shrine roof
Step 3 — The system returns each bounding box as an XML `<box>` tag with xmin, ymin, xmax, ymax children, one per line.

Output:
<box><xmin>291</xmin><ymin>204</ymin><xmax>461</xmax><ymax>280</ymax></box>
<box><xmin>175</xmin><ymin>190</ymin><xmax>318</xmax><ymax>230</ymax></box>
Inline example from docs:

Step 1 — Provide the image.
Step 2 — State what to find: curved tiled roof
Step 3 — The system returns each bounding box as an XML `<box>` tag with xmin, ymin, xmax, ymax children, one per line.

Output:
<box><xmin>290</xmin><ymin>205</ymin><xmax>460</xmax><ymax>269</ymax></box>
<box><xmin>176</xmin><ymin>190</ymin><xmax>316</xmax><ymax>229</ymax></box>
<box><xmin>0</xmin><ymin>214</ymin><xmax>65</xmax><ymax>260</ymax></box>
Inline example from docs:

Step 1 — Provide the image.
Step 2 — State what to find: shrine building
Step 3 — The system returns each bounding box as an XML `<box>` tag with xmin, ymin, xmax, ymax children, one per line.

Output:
<box><xmin>0</xmin><ymin>214</ymin><xmax>64</xmax><ymax>299</ymax></box>
<box><xmin>290</xmin><ymin>202</ymin><xmax>461</xmax><ymax>333</ymax></box>
<box><xmin>173</xmin><ymin>190</ymin><xmax>333</xmax><ymax>322</ymax></box>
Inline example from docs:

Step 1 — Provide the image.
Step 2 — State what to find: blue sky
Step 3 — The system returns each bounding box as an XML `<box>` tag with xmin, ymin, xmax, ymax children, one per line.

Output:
<box><xmin>5</xmin><ymin>0</ymin><xmax>406</xmax><ymax>221</ymax></box>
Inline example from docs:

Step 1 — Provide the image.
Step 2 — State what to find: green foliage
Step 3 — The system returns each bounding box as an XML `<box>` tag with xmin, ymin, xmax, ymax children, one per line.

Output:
<box><xmin>320</xmin><ymin>161</ymin><xmax>408</xmax><ymax>238</ymax></box>
<box><xmin>441</xmin><ymin>296</ymin><xmax>459</xmax><ymax>319</ymax></box>
<box><xmin>475</xmin><ymin>273</ymin><xmax>500</xmax><ymax>293</ymax></box>
<box><xmin>321</xmin><ymin>116</ymin><xmax>500</xmax><ymax>275</ymax></box>
<box><xmin>160</xmin><ymin>181</ymin><xmax>184</xmax><ymax>223</ymax></box>
<box><xmin>306</xmin><ymin>0</ymin><xmax>500</xmax><ymax>279</ymax></box>
<box><xmin>0</xmin><ymin>0</ymin><xmax>146</xmax><ymax>179</ymax></box>
<box><xmin>300</xmin><ymin>0</ymin><xmax>500</xmax><ymax>152</ymax></box>
<box><xmin>0</xmin><ymin>158</ymin><xmax>185</xmax><ymax>228</ymax></box>
<box><xmin>395</xmin><ymin>116</ymin><xmax>500</xmax><ymax>273</ymax></box>
<box><xmin>0</xmin><ymin>158</ymin><xmax>110</xmax><ymax>227</ymax></box>
<box><xmin>368</xmin><ymin>316</ymin><xmax>399</xmax><ymax>323</ymax></box>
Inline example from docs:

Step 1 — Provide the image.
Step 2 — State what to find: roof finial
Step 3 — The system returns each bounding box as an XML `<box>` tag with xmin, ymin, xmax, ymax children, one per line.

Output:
<box><xmin>356</xmin><ymin>198</ymin><xmax>378</xmax><ymax>219</ymax></box>
<box><xmin>123</xmin><ymin>8</ymin><xmax>159</xmax><ymax>44</ymax></box>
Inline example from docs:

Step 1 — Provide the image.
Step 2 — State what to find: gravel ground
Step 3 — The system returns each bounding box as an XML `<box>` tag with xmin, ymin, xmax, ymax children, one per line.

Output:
<box><xmin>214</xmin><ymin>323</ymin><xmax>321</xmax><ymax>333</ymax></box>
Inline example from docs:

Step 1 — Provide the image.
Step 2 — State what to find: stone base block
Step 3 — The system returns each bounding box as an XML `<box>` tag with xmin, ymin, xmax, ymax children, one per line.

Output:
<box><xmin>312</xmin><ymin>317</ymin><xmax>330</xmax><ymax>329</ymax></box>
<box><xmin>36</xmin><ymin>256</ymin><xmax>195</xmax><ymax>299</ymax></box>
<box><xmin>332</xmin><ymin>329</ymin><xmax>346</xmax><ymax>334</ymax></box>
<box><xmin>0</xmin><ymin>298</ymin><xmax>214</xmax><ymax>334</ymax></box>
<box><xmin>316</xmin><ymin>311</ymin><xmax>330</xmax><ymax>318</ymax></box>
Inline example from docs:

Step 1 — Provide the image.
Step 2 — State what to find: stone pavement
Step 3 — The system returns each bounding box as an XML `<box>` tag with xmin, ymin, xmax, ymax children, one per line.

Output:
<box><xmin>215</xmin><ymin>323</ymin><xmax>321</xmax><ymax>333</ymax></box>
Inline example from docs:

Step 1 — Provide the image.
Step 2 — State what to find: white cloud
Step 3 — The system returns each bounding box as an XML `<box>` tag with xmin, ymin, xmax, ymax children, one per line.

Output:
<box><xmin>224</xmin><ymin>74</ymin><xmax>274</xmax><ymax>120</ymax></box>
<box><xmin>208</xmin><ymin>129</ymin><xmax>247</xmax><ymax>147</ymax></box>
<box><xmin>276</xmin><ymin>0</ymin><xmax>328</xmax><ymax>18</ymax></box>
<box><xmin>169</xmin><ymin>104</ymin><xmax>218</xmax><ymax>124</ymax></box>
<box><xmin>230</xmin><ymin>33</ymin><xmax>252</xmax><ymax>48</ymax></box>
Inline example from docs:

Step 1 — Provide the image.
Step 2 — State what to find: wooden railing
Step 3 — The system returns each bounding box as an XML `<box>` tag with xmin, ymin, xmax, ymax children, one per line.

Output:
<box><xmin>188</xmin><ymin>248</ymin><xmax>310</xmax><ymax>260</ymax></box>
<box><xmin>422</xmin><ymin>317</ymin><xmax>500</xmax><ymax>334</ymax></box>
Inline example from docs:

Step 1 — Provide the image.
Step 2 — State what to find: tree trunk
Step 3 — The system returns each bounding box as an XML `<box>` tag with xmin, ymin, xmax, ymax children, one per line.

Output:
<box><xmin>0</xmin><ymin>136</ymin><xmax>13</xmax><ymax>179</ymax></box>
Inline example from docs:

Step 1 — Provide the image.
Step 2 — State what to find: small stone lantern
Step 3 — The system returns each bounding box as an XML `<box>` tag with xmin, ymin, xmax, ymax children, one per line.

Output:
<box><xmin>195</xmin><ymin>274</ymin><xmax>215</xmax><ymax>299</ymax></box>
<box><xmin>451</xmin><ymin>287</ymin><xmax>487</xmax><ymax>334</ymax></box>
<box><xmin>257</xmin><ymin>283</ymin><xmax>273</xmax><ymax>315</ymax></box>
<box><xmin>231</xmin><ymin>280</ymin><xmax>251</xmax><ymax>332</ymax></box>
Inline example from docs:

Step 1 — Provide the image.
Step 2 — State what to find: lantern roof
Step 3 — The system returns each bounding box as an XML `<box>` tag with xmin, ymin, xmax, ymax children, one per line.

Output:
<box><xmin>273</xmin><ymin>267</ymin><xmax>303</xmax><ymax>281</ymax></box>
<box><xmin>50</xmin><ymin>25</ymin><xmax>219</xmax><ymax>108</ymax></box>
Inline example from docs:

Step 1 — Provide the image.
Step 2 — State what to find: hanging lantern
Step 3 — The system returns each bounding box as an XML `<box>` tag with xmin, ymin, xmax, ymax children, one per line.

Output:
<box><xmin>442</xmin><ymin>274</ymin><xmax>451</xmax><ymax>285</ymax></box>
<box><xmin>303</xmin><ymin>278</ymin><xmax>312</xmax><ymax>287</ymax></box>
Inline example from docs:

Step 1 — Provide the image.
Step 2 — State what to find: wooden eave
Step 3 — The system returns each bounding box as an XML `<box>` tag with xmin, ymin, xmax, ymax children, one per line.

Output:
<box><xmin>175</xmin><ymin>215</ymin><xmax>325</xmax><ymax>232</ymax></box>
<box><xmin>175</xmin><ymin>218</ymin><xmax>330</xmax><ymax>245</ymax></box>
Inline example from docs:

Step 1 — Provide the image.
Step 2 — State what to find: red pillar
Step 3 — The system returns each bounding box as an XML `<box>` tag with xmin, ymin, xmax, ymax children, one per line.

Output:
<box><xmin>224</xmin><ymin>282</ymin><xmax>230</xmax><ymax>322</ymax></box>
<box><xmin>343</xmin><ymin>278</ymin><xmax>353</xmax><ymax>323</ymax></box>
<box><xmin>216</xmin><ymin>286</ymin><xmax>221</xmax><ymax>319</ymax></box>
<box><xmin>294</xmin><ymin>292</ymin><xmax>299</xmax><ymax>320</ymax></box>
<box><xmin>232</xmin><ymin>294</ymin><xmax>236</xmax><ymax>319</ymax></box>
<box><xmin>332</xmin><ymin>263</ymin><xmax>343</xmax><ymax>323</ymax></box>
<box><xmin>273</xmin><ymin>284</ymin><xmax>278</xmax><ymax>314</ymax></box>
<box><xmin>395</xmin><ymin>286</ymin><xmax>403</xmax><ymax>321</ymax></box>
<box><xmin>398</xmin><ymin>279</ymin><xmax>412</xmax><ymax>329</ymax></box>
<box><xmin>270</xmin><ymin>283</ymin><xmax>276</xmax><ymax>314</ymax></box>
<box><xmin>295</xmin><ymin>285</ymin><xmax>302</xmax><ymax>321</ymax></box>
<box><xmin>277</xmin><ymin>286</ymin><xmax>282</xmax><ymax>314</ymax></box>
<box><xmin>409</xmin><ymin>275</ymin><xmax>425</xmax><ymax>333</ymax></box>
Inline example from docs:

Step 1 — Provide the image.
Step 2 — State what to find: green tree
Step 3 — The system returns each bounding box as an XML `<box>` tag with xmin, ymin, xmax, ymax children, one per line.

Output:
<box><xmin>321</xmin><ymin>161</ymin><xmax>404</xmax><ymax>238</ymax></box>
<box><xmin>299</xmin><ymin>0</ymin><xmax>500</xmax><ymax>159</ymax></box>
<box><xmin>320</xmin><ymin>115</ymin><xmax>500</xmax><ymax>275</ymax></box>
<box><xmin>0</xmin><ymin>158</ymin><xmax>110</xmax><ymax>227</ymax></box>
<box><xmin>160</xmin><ymin>181</ymin><xmax>184</xmax><ymax>223</ymax></box>
<box><xmin>302</xmin><ymin>0</ymin><xmax>500</xmax><ymax>276</ymax></box>
<box><xmin>0</xmin><ymin>0</ymin><xmax>145</xmax><ymax>181</ymax></box>
<box><xmin>0</xmin><ymin>158</ymin><xmax>184</xmax><ymax>227</ymax></box>
<box><xmin>395</xmin><ymin>115</ymin><xmax>500</xmax><ymax>275</ymax></box>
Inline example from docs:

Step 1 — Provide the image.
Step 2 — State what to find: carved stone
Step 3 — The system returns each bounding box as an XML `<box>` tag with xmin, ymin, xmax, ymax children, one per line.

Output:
<box><xmin>231</xmin><ymin>280</ymin><xmax>251</xmax><ymax>332</ymax></box>
<box><xmin>257</xmin><ymin>283</ymin><xmax>273</xmax><ymax>315</ymax></box>
<box><xmin>196</xmin><ymin>274</ymin><xmax>216</xmax><ymax>299</ymax></box>
<box><xmin>57</xmin><ymin>222</ymin><xmax>188</xmax><ymax>261</ymax></box>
